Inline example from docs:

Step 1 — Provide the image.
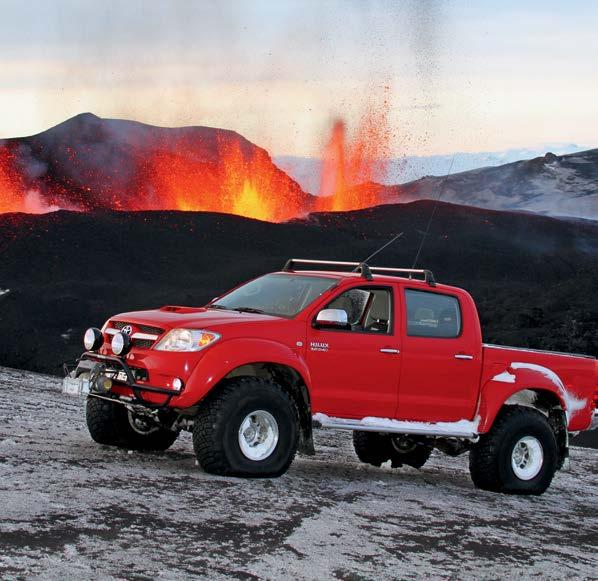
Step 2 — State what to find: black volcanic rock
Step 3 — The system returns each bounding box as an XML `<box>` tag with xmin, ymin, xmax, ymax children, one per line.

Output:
<box><xmin>0</xmin><ymin>201</ymin><xmax>596</xmax><ymax>374</ymax></box>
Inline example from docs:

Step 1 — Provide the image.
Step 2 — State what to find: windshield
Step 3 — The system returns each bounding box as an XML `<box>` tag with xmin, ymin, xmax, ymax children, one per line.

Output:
<box><xmin>209</xmin><ymin>274</ymin><xmax>337</xmax><ymax>318</ymax></box>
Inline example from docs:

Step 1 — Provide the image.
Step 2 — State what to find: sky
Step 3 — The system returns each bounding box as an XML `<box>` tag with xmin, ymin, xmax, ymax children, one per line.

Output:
<box><xmin>1</xmin><ymin>0</ymin><xmax>597</xmax><ymax>157</ymax></box>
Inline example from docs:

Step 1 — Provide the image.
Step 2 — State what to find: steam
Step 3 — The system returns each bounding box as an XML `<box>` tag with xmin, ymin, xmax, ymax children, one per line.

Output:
<box><xmin>23</xmin><ymin>190</ymin><xmax>70</xmax><ymax>214</ymax></box>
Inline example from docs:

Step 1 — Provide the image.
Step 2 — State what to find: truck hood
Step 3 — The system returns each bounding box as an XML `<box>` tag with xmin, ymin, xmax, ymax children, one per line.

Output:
<box><xmin>110</xmin><ymin>306</ymin><xmax>283</xmax><ymax>331</ymax></box>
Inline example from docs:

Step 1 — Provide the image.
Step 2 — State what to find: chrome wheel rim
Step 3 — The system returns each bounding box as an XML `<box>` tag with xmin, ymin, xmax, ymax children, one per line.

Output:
<box><xmin>511</xmin><ymin>436</ymin><xmax>544</xmax><ymax>480</ymax></box>
<box><xmin>238</xmin><ymin>410</ymin><xmax>279</xmax><ymax>461</ymax></box>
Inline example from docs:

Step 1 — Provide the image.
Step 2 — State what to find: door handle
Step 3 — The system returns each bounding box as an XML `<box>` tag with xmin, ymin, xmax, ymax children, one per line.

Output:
<box><xmin>380</xmin><ymin>348</ymin><xmax>400</xmax><ymax>354</ymax></box>
<box><xmin>454</xmin><ymin>354</ymin><xmax>473</xmax><ymax>360</ymax></box>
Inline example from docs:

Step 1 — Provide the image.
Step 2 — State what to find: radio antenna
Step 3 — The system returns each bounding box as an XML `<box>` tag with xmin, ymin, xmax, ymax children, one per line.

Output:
<box><xmin>353</xmin><ymin>232</ymin><xmax>404</xmax><ymax>271</ymax></box>
<box><xmin>411</xmin><ymin>154</ymin><xmax>456</xmax><ymax>268</ymax></box>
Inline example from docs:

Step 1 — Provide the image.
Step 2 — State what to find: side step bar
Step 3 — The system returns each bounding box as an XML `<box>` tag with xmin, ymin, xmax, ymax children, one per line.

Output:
<box><xmin>313</xmin><ymin>413</ymin><xmax>479</xmax><ymax>440</ymax></box>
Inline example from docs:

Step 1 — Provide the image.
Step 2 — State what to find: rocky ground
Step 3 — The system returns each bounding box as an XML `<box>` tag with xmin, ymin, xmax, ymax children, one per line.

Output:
<box><xmin>0</xmin><ymin>366</ymin><xmax>596</xmax><ymax>580</ymax></box>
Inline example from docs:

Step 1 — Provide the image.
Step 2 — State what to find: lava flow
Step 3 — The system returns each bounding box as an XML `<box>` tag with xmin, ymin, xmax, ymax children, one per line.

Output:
<box><xmin>140</xmin><ymin>135</ymin><xmax>307</xmax><ymax>222</ymax></box>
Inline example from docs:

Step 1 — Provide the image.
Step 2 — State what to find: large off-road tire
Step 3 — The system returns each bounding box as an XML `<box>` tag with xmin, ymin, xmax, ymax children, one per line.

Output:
<box><xmin>86</xmin><ymin>397</ymin><xmax>179</xmax><ymax>451</ymax></box>
<box><xmin>353</xmin><ymin>432</ymin><xmax>431</xmax><ymax>469</ymax></box>
<box><xmin>192</xmin><ymin>377</ymin><xmax>299</xmax><ymax>477</ymax></box>
<box><xmin>353</xmin><ymin>431</ymin><xmax>392</xmax><ymax>467</ymax></box>
<box><xmin>469</xmin><ymin>406</ymin><xmax>558</xmax><ymax>495</ymax></box>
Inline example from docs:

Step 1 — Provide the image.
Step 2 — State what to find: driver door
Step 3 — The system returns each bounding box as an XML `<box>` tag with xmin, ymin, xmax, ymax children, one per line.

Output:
<box><xmin>307</xmin><ymin>285</ymin><xmax>401</xmax><ymax>419</ymax></box>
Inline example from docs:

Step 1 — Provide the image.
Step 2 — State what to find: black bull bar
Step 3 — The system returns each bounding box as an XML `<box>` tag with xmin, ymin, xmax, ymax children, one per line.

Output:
<box><xmin>65</xmin><ymin>352</ymin><xmax>179</xmax><ymax>407</ymax></box>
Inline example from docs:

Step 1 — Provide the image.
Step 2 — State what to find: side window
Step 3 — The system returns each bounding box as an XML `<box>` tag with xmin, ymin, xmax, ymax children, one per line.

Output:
<box><xmin>324</xmin><ymin>287</ymin><xmax>393</xmax><ymax>334</ymax></box>
<box><xmin>405</xmin><ymin>289</ymin><xmax>461</xmax><ymax>338</ymax></box>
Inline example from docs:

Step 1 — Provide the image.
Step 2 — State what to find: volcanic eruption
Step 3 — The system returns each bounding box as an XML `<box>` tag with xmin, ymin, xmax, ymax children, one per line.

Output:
<box><xmin>0</xmin><ymin>110</ymin><xmax>396</xmax><ymax>222</ymax></box>
<box><xmin>0</xmin><ymin>113</ymin><xmax>314</xmax><ymax>222</ymax></box>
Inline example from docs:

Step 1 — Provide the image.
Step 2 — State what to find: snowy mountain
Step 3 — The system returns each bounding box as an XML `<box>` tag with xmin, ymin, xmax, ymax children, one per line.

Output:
<box><xmin>275</xmin><ymin>144</ymin><xmax>590</xmax><ymax>192</ymax></box>
<box><xmin>384</xmin><ymin>149</ymin><xmax>598</xmax><ymax>220</ymax></box>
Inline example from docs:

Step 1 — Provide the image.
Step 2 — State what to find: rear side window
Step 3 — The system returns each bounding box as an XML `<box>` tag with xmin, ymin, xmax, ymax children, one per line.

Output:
<box><xmin>405</xmin><ymin>289</ymin><xmax>461</xmax><ymax>338</ymax></box>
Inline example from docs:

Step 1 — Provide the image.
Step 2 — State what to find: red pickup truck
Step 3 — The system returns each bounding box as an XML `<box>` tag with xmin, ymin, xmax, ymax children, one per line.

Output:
<box><xmin>64</xmin><ymin>259</ymin><xmax>598</xmax><ymax>495</ymax></box>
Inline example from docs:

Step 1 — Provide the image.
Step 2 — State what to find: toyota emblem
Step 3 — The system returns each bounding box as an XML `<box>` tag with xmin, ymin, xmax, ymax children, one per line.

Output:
<box><xmin>121</xmin><ymin>325</ymin><xmax>133</xmax><ymax>335</ymax></box>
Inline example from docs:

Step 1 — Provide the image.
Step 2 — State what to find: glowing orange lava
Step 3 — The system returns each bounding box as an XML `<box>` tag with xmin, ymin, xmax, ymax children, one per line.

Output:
<box><xmin>137</xmin><ymin>135</ymin><xmax>307</xmax><ymax>221</ymax></box>
<box><xmin>317</xmin><ymin>94</ymin><xmax>391</xmax><ymax>212</ymax></box>
<box><xmin>0</xmin><ymin>148</ymin><xmax>26</xmax><ymax>213</ymax></box>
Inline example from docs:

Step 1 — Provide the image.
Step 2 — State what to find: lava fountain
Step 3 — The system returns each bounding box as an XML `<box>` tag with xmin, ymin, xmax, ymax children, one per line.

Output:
<box><xmin>317</xmin><ymin>96</ymin><xmax>391</xmax><ymax>213</ymax></box>
<box><xmin>0</xmin><ymin>148</ymin><xmax>26</xmax><ymax>213</ymax></box>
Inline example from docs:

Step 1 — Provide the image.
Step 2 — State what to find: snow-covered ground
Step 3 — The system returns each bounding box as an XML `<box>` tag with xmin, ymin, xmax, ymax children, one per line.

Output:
<box><xmin>0</xmin><ymin>366</ymin><xmax>596</xmax><ymax>580</ymax></box>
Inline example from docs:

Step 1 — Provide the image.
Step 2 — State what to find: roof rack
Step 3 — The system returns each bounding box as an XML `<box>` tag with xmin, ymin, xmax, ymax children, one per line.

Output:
<box><xmin>283</xmin><ymin>259</ymin><xmax>373</xmax><ymax>280</ymax></box>
<box><xmin>282</xmin><ymin>259</ymin><xmax>436</xmax><ymax>286</ymax></box>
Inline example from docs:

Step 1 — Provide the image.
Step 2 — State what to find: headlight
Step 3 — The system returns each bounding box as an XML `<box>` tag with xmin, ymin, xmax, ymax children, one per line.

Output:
<box><xmin>83</xmin><ymin>327</ymin><xmax>104</xmax><ymax>351</ymax></box>
<box><xmin>154</xmin><ymin>329</ymin><xmax>221</xmax><ymax>352</ymax></box>
<box><xmin>112</xmin><ymin>331</ymin><xmax>132</xmax><ymax>356</ymax></box>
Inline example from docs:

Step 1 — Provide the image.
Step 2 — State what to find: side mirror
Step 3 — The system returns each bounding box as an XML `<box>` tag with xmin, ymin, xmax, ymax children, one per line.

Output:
<box><xmin>314</xmin><ymin>308</ymin><xmax>349</xmax><ymax>329</ymax></box>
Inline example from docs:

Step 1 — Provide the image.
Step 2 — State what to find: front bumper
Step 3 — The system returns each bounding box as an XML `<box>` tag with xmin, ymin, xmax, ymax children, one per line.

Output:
<box><xmin>591</xmin><ymin>409</ymin><xmax>598</xmax><ymax>431</ymax></box>
<box><xmin>66</xmin><ymin>352</ymin><xmax>182</xmax><ymax>407</ymax></box>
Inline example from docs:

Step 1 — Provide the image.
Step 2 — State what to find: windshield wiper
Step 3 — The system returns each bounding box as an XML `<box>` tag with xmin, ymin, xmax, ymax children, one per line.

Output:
<box><xmin>208</xmin><ymin>305</ymin><xmax>267</xmax><ymax>314</ymax></box>
<box><xmin>232</xmin><ymin>307</ymin><xmax>267</xmax><ymax>314</ymax></box>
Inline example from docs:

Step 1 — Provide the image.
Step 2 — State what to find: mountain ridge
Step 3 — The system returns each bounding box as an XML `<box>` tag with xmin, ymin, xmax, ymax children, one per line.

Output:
<box><xmin>2</xmin><ymin>113</ymin><xmax>597</xmax><ymax>220</ymax></box>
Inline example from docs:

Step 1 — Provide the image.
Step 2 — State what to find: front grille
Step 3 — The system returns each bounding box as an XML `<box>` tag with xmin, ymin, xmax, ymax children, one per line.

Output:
<box><xmin>138</xmin><ymin>323</ymin><xmax>165</xmax><ymax>335</ymax></box>
<box><xmin>112</xmin><ymin>321</ymin><xmax>164</xmax><ymax>335</ymax></box>
<box><xmin>109</xmin><ymin>320</ymin><xmax>164</xmax><ymax>350</ymax></box>
<box><xmin>132</xmin><ymin>338</ymin><xmax>155</xmax><ymax>349</ymax></box>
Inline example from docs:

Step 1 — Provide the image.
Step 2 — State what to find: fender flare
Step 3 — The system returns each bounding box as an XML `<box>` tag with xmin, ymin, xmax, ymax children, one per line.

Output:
<box><xmin>477</xmin><ymin>362</ymin><xmax>587</xmax><ymax>432</ymax></box>
<box><xmin>178</xmin><ymin>338</ymin><xmax>312</xmax><ymax>407</ymax></box>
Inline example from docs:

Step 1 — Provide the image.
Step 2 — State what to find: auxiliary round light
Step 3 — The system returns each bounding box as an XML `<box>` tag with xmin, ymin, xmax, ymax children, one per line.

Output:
<box><xmin>83</xmin><ymin>327</ymin><xmax>104</xmax><ymax>351</ymax></box>
<box><xmin>111</xmin><ymin>331</ymin><xmax>132</xmax><ymax>356</ymax></box>
<box><xmin>172</xmin><ymin>377</ymin><xmax>183</xmax><ymax>391</ymax></box>
<box><xmin>96</xmin><ymin>375</ymin><xmax>113</xmax><ymax>393</ymax></box>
